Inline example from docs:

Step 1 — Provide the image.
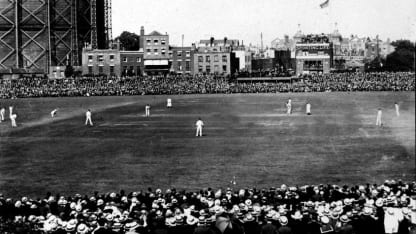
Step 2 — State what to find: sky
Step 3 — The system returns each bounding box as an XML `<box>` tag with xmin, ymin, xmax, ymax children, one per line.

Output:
<box><xmin>112</xmin><ymin>0</ymin><xmax>416</xmax><ymax>46</ymax></box>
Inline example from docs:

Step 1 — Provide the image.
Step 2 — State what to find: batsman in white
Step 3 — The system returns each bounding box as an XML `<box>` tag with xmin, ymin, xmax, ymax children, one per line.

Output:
<box><xmin>376</xmin><ymin>108</ymin><xmax>382</xmax><ymax>126</ymax></box>
<box><xmin>195</xmin><ymin>117</ymin><xmax>204</xmax><ymax>137</ymax></box>
<box><xmin>306</xmin><ymin>102</ymin><xmax>311</xmax><ymax>115</ymax></box>
<box><xmin>51</xmin><ymin>108</ymin><xmax>58</xmax><ymax>118</ymax></box>
<box><xmin>145</xmin><ymin>104</ymin><xmax>151</xmax><ymax>117</ymax></box>
<box><xmin>286</xmin><ymin>98</ymin><xmax>292</xmax><ymax>115</ymax></box>
<box><xmin>9</xmin><ymin>106</ymin><xmax>17</xmax><ymax>127</ymax></box>
<box><xmin>395</xmin><ymin>102</ymin><xmax>400</xmax><ymax>117</ymax></box>
<box><xmin>167</xmin><ymin>98</ymin><xmax>172</xmax><ymax>108</ymax></box>
<box><xmin>85</xmin><ymin>109</ymin><xmax>93</xmax><ymax>126</ymax></box>
<box><xmin>0</xmin><ymin>107</ymin><xmax>5</xmax><ymax>122</ymax></box>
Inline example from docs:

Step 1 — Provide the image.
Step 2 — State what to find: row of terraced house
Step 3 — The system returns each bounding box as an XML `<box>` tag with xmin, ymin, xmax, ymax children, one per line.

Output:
<box><xmin>78</xmin><ymin>26</ymin><xmax>395</xmax><ymax>78</ymax></box>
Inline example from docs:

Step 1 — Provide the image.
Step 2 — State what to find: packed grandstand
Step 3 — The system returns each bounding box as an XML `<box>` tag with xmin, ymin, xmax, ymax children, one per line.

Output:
<box><xmin>0</xmin><ymin>181</ymin><xmax>415</xmax><ymax>233</ymax></box>
<box><xmin>0</xmin><ymin>72</ymin><xmax>414</xmax><ymax>98</ymax></box>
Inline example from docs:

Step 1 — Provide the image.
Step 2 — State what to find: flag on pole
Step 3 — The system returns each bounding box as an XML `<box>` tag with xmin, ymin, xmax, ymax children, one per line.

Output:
<box><xmin>320</xmin><ymin>0</ymin><xmax>329</xmax><ymax>8</ymax></box>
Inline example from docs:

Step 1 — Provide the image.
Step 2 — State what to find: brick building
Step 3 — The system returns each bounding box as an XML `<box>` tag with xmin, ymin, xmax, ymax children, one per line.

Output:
<box><xmin>170</xmin><ymin>46</ymin><xmax>194</xmax><ymax>74</ymax></box>
<box><xmin>140</xmin><ymin>26</ymin><xmax>170</xmax><ymax>75</ymax></box>
<box><xmin>82</xmin><ymin>46</ymin><xmax>120</xmax><ymax>76</ymax></box>
<box><xmin>120</xmin><ymin>50</ymin><xmax>144</xmax><ymax>76</ymax></box>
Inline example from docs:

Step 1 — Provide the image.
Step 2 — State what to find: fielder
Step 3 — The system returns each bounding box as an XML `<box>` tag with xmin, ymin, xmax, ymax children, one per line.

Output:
<box><xmin>376</xmin><ymin>108</ymin><xmax>382</xmax><ymax>126</ymax></box>
<box><xmin>10</xmin><ymin>113</ymin><xmax>17</xmax><ymax>127</ymax></box>
<box><xmin>195</xmin><ymin>117</ymin><xmax>204</xmax><ymax>137</ymax></box>
<box><xmin>306</xmin><ymin>102</ymin><xmax>311</xmax><ymax>115</ymax></box>
<box><xmin>167</xmin><ymin>98</ymin><xmax>172</xmax><ymax>108</ymax></box>
<box><xmin>395</xmin><ymin>102</ymin><xmax>400</xmax><ymax>117</ymax></box>
<box><xmin>51</xmin><ymin>108</ymin><xmax>58</xmax><ymax>118</ymax></box>
<box><xmin>0</xmin><ymin>107</ymin><xmax>5</xmax><ymax>122</ymax></box>
<box><xmin>286</xmin><ymin>98</ymin><xmax>292</xmax><ymax>115</ymax></box>
<box><xmin>145</xmin><ymin>104</ymin><xmax>151</xmax><ymax>117</ymax></box>
<box><xmin>85</xmin><ymin>109</ymin><xmax>93</xmax><ymax>126</ymax></box>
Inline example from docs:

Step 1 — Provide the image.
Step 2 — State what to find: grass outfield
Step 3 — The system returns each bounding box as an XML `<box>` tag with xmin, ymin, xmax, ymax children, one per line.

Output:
<box><xmin>0</xmin><ymin>92</ymin><xmax>414</xmax><ymax>197</ymax></box>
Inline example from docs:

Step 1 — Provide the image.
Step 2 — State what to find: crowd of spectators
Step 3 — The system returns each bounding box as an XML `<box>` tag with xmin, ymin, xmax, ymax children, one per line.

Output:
<box><xmin>0</xmin><ymin>72</ymin><xmax>414</xmax><ymax>98</ymax></box>
<box><xmin>1</xmin><ymin>180</ymin><xmax>415</xmax><ymax>233</ymax></box>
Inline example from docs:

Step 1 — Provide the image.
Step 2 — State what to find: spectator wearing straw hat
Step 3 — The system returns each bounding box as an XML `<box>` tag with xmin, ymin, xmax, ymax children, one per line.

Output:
<box><xmin>337</xmin><ymin>215</ymin><xmax>354</xmax><ymax>234</ymax></box>
<box><xmin>277</xmin><ymin>216</ymin><xmax>292</xmax><ymax>234</ymax></box>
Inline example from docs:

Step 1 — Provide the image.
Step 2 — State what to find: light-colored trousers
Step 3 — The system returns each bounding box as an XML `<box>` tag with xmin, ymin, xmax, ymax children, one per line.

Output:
<box><xmin>85</xmin><ymin>117</ymin><xmax>93</xmax><ymax>126</ymax></box>
<box><xmin>196</xmin><ymin>126</ymin><xmax>203</xmax><ymax>136</ymax></box>
<box><xmin>376</xmin><ymin>115</ymin><xmax>382</xmax><ymax>126</ymax></box>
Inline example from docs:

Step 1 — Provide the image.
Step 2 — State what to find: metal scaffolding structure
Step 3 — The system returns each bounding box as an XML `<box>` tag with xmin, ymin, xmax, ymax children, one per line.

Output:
<box><xmin>0</xmin><ymin>0</ymin><xmax>110</xmax><ymax>74</ymax></box>
<box><xmin>104</xmin><ymin>0</ymin><xmax>111</xmax><ymax>45</ymax></box>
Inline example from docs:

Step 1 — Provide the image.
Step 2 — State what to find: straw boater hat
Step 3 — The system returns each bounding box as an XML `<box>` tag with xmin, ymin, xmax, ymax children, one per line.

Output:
<box><xmin>340</xmin><ymin>215</ymin><xmax>350</xmax><ymax>223</ymax></box>
<box><xmin>363</xmin><ymin>207</ymin><xmax>373</xmax><ymax>216</ymax></box>
<box><xmin>65</xmin><ymin>219</ymin><xmax>77</xmax><ymax>232</ymax></box>
<box><xmin>76</xmin><ymin>223</ymin><xmax>89</xmax><ymax>234</ymax></box>
<box><xmin>186</xmin><ymin>215</ymin><xmax>199</xmax><ymax>225</ymax></box>
<box><xmin>125</xmin><ymin>221</ymin><xmax>139</xmax><ymax>230</ymax></box>
<box><xmin>321</xmin><ymin>216</ymin><xmax>330</xmax><ymax>224</ymax></box>
<box><xmin>387</xmin><ymin>207</ymin><xmax>395</xmax><ymax>215</ymax></box>
<box><xmin>291</xmin><ymin>211</ymin><xmax>303</xmax><ymax>220</ymax></box>
<box><xmin>197</xmin><ymin>216</ymin><xmax>206</xmax><ymax>226</ymax></box>
<box><xmin>279</xmin><ymin>216</ymin><xmax>288</xmax><ymax>225</ymax></box>
<box><xmin>244</xmin><ymin>213</ymin><xmax>255</xmax><ymax>222</ymax></box>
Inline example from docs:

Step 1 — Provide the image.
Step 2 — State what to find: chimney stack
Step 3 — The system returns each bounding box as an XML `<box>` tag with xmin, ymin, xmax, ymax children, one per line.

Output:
<box><xmin>140</xmin><ymin>26</ymin><xmax>144</xmax><ymax>36</ymax></box>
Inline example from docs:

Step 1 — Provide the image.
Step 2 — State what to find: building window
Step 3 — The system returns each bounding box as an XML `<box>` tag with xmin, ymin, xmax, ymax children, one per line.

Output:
<box><xmin>214</xmin><ymin>55</ymin><xmax>219</xmax><ymax>62</ymax></box>
<box><xmin>88</xmin><ymin>55</ymin><xmax>93</xmax><ymax>63</ymax></box>
<box><xmin>198</xmin><ymin>56</ymin><xmax>203</xmax><ymax>63</ymax></box>
<box><xmin>206</xmin><ymin>56</ymin><xmax>210</xmax><ymax>62</ymax></box>
<box><xmin>123</xmin><ymin>57</ymin><xmax>127</xmax><ymax>62</ymax></box>
<box><xmin>98</xmin><ymin>66</ymin><xmax>103</xmax><ymax>74</ymax></box>
<box><xmin>146</xmin><ymin>39</ymin><xmax>151</xmax><ymax>45</ymax></box>
<box><xmin>110</xmin><ymin>66</ymin><xmax>114</xmax><ymax>74</ymax></box>
<box><xmin>154</xmin><ymin>49</ymin><xmax>158</xmax><ymax>52</ymax></box>
<box><xmin>185</xmin><ymin>61</ymin><xmax>190</xmax><ymax>71</ymax></box>
<box><xmin>137</xmin><ymin>66</ymin><xmax>141</xmax><ymax>75</ymax></box>
<box><xmin>198</xmin><ymin>65</ymin><xmax>203</xmax><ymax>73</ymax></box>
<box><xmin>97</xmin><ymin>55</ymin><xmax>104</xmax><ymax>62</ymax></box>
<box><xmin>161</xmin><ymin>39</ymin><xmax>166</xmax><ymax>45</ymax></box>
<box><xmin>88</xmin><ymin>66</ymin><xmax>93</xmax><ymax>74</ymax></box>
<box><xmin>154</xmin><ymin>39</ymin><xmax>159</xmax><ymax>45</ymax></box>
<box><xmin>137</xmin><ymin>57</ymin><xmax>141</xmax><ymax>62</ymax></box>
<box><xmin>214</xmin><ymin>65</ymin><xmax>219</xmax><ymax>73</ymax></box>
<box><xmin>109</xmin><ymin>55</ymin><xmax>114</xmax><ymax>61</ymax></box>
<box><xmin>178</xmin><ymin>62</ymin><xmax>182</xmax><ymax>71</ymax></box>
<box><xmin>161</xmin><ymin>49</ymin><xmax>166</xmax><ymax>55</ymax></box>
<box><xmin>223</xmin><ymin>65</ymin><xmax>227</xmax><ymax>72</ymax></box>
<box><xmin>130</xmin><ymin>66</ymin><xmax>134</xmax><ymax>74</ymax></box>
<box><xmin>222</xmin><ymin>55</ymin><xmax>227</xmax><ymax>62</ymax></box>
<box><xmin>123</xmin><ymin>66</ymin><xmax>127</xmax><ymax>74</ymax></box>
<box><xmin>178</xmin><ymin>51</ymin><xmax>182</xmax><ymax>57</ymax></box>
<box><xmin>146</xmin><ymin>49</ymin><xmax>151</xmax><ymax>52</ymax></box>
<box><xmin>206</xmin><ymin>65</ymin><xmax>211</xmax><ymax>73</ymax></box>
<box><xmin>186</xmin><ymin>51</ymin><xmax>190</xmax><ymax>57</ymax></box>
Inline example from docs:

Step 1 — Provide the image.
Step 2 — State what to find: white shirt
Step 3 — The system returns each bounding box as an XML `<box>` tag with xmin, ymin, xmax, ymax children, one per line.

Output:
<box><xmin>86</xmin><ymin>111</ymin><xmax>91</xmax><ymax>118</ymax></box>
<box><xmin>196</xmin><ymin>120</ymin><xmax>204</xmax><ymax>127</ymax></box>
<box><xmin>377</xmin><ymin>110</ymin><xmax>382</xmax><ymax>116</ymax></box>
<box><xmin>145</xmin><ymin>105</ymin><xmax>150</xmax><ymax>110</ymax></box>
<box><xmin>306</xmin><ymin>103</ymin><xmax>311</xmax><ymax>113</ymax></box>
<box><xmin>10</xmin><ymin>114</ymin><xmax>17</xmax><ymax>120</ymax></box>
